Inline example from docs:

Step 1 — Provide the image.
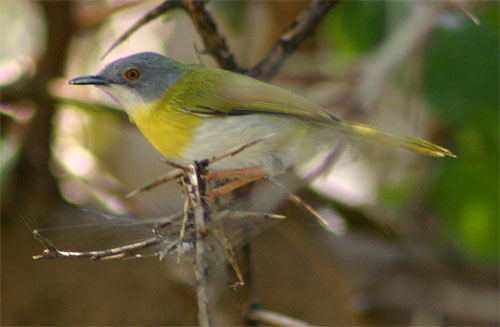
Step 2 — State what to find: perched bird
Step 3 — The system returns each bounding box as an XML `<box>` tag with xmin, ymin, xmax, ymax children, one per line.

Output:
<box><xmin>69</xmin><ymin>52</ymin><xmax>454</xmax><ymax>173</ymax></box>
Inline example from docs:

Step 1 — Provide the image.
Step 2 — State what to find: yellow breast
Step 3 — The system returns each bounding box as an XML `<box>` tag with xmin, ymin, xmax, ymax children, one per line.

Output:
<box><xmin>130</xmin><ymin>97</ymin><xmax>201</xmax><ymax>160</ymax></box>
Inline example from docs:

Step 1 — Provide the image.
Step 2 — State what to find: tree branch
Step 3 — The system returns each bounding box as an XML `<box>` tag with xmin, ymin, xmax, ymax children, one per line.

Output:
<box><xmin>249</xmin><ymin>0</ymin><xmax>340</xmax><ymax>80</ymax></box>
<box><xmin>181</xmin><ymin>0</ymin><xmax>243</xmax><ymax>73</ymax></box>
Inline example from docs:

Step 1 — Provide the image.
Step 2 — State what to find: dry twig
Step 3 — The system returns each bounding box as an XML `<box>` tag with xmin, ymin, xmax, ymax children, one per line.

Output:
<box><xmin>126</xmin><ymin>168</ymin><xmax>183</xmax><ymax>198</ymax></box>
<box><xmin>268</xmin><ymin>178</ymin><xmax>329</xmax><ymax>228</ymax></box>
<box><xmin>102</xmin><ymin>1</ymin><xmax>183</xmax><ymax>59</ymax></box>
<box><xmin>32</xmin><ymin>212</ymin><xmax>183</xmax><ymax>261</ymax></box>
<box><xmin>247</xmin><ymin>307</ymin><xmax>311</xmax><ymax>327</ymax></box>
<box><xmin>181</xmin><ymin>0</ymin><xmax>242</xmax><ymax>72</ymax></box>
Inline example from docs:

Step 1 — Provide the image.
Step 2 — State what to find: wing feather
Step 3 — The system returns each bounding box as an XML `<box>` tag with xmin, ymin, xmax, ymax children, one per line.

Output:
<box><xmin>169</xmin><ymin>65</ymin><xmax>455</xmax><ymax>158</ymax></box>
<box><xmin>175</xmin><ymin>66</ymin><xmax>336</xmax><ymax>124</ymax></box>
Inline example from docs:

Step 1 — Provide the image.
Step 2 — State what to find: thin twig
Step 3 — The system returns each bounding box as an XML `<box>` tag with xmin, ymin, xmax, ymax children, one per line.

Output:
<box><xmin>101</xmin><ymin>0</ymin><xmax>182</xmax><ymax>59</ymax></box>
<box><xmin>209</xmin><ymin>174</ymin><xmax>265</xmax><ymax>199</ymax></box>
<box><xmin>249</xmin><ymin>0</ymin><xmax>340</xmax><ymax>80</ymax></box>
<box><xmin>214</xmin><ymin>222</ymin><xmax>245</xmax><ymax>287</ymax></box>
<box><xmin>451</xmin><ymin>1</ymin><xmax>480</xmax><ymax>25</ymax></box>
<box><xmin>32</xmin><ymin>230</ymin><xmax>164</xmax><ymax>261</ymax></box>
<box><xmin>212</xmin><ymin>210</ymin><xmax>286</xmax><ymax>287</ymax></box>
<box><xmin>203</xmin><ymin>135</ymin><xmax>272</xmax><ymax>166</ymax></box>
<box><xmin>214</xmin><ymin>210</ymin><xmax>285</xmax><ymax>221</ymax></box>
<box><xmin>126</xmin><ymin>168</ymin><xmax>183</xmax><ymax>198</ymax></box>
<box><xmin>32</xmin><ymin>212</ymin><xmax>184</xmax><ymax>261</ymax></box>
<box><xmin>127</xmin><ymin>137</ymin><xmax>269</xmax><ymax>198</ymax></box>
<box><xmin>247</xmin><ymin>307</ymin><xmax>311</xmax><ymax>327</ymax></box>
<box><xmin>268</xmin><ymin>178</ymin><xmax>329</xmax><ymax>228</ymax></box>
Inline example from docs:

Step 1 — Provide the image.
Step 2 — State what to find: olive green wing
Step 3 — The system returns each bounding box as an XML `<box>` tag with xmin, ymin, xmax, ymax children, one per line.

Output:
<box><xmin>173</xmin><ymin>66</ymin><xmax>455</xmax><ymax>158</ymax></box>
<box><xmin>175</xmin><ymin>66</ymin><xmax>336</xmax><ymax>124</ymax></box>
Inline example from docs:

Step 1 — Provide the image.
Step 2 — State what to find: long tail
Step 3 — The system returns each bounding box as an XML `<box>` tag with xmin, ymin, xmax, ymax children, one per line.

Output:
<box><xmin>333</xmin><ymin>120</ymin><xmax>456</xmax><ymax>158</ymax></box>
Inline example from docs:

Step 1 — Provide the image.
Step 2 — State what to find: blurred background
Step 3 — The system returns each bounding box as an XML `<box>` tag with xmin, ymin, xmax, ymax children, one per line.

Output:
<box><xmin>1</xmin><ymin>1</ymin><xmax>498</xmax><ymax>325</ymax></box>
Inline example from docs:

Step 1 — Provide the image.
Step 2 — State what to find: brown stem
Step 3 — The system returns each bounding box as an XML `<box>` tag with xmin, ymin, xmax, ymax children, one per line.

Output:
<box><xmin>181</xmin><ymin>0</ymin><xmax>243</xmax><ymax>73</ymax></box>
<box><xmin>249</xmin><ymin>0</ymin><xmax>340</xmax><ymax>80</ymax></box>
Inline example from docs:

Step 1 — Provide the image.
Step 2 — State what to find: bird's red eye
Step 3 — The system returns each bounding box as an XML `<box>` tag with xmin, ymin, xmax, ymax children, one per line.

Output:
<box><xmin>124</xmin><ymin>68</ymin><xmax>140</xmax><ymax>81</ymax></box>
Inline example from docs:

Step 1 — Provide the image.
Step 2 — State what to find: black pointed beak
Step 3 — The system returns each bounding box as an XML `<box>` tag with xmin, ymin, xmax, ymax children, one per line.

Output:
<box><xmin>68</xmin><ymin>75</ymin><xmax>108</xmax><ymax>86</ymax></box>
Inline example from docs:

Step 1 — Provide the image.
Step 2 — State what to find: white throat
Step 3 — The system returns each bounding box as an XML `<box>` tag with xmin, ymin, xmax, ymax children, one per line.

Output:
<box><xmin>98</xmin><ymin>84</ymin><xmax>147</xmax><ymax>114</ymax></box>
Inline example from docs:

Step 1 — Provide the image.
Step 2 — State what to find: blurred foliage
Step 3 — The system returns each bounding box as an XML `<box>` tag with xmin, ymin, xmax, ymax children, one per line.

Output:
<box><xmin>422</xmin><ymin>3</ymin><xmax>499</xmax><ymax>261</ymax></box>
<box><xmin>323</xmin><ymin>0</ymin><xmax>500</xmax><ymax>262</ymax></box>
<box><xmin>321</xmin><ymin>0</ymin><xmax>387</xmax><ymax>56</ymax></box>
<box><xmin>423</xmin><ymin>6</ymin><xmax>498</xmax><ymax>128</ymax></box>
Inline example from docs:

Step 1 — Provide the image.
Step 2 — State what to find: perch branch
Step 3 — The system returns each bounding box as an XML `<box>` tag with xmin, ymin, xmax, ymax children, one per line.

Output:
<box><xmin>184</xmin><ymin>162</ymin><xmax>211</xmax><ymax>327</ymax></box>
<box><xmin>127</xmin><ymin>137</ymin><xmax>269</xmax><ymax>198</ymax></box>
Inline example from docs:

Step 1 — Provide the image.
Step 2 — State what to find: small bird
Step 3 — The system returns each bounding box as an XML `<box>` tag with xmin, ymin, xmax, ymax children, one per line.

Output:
<box><xmin>69</xmin><ymin>52</ymin><xmax>454</xmax><ymax>173</ymax></box>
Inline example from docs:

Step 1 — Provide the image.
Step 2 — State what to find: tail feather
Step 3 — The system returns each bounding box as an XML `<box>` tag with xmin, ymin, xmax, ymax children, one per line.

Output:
<box><xmin>334</xmin><ymin>120</ymin><xmax>456</xmax><ymax>158</ymax></box>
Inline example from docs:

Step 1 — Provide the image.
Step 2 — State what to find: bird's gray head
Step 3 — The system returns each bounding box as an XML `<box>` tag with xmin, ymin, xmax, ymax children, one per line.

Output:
<box><xmin>69</xmin><ymin>52</ymin><xmax>184</xmax><ymax>110</ymax></box>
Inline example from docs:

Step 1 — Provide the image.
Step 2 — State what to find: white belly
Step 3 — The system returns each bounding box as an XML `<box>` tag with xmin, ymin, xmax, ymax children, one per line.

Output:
<box><xmin>179</xmin><ymin>114</ymin><xmax>333</xmax><ymax>172</ymax></box>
